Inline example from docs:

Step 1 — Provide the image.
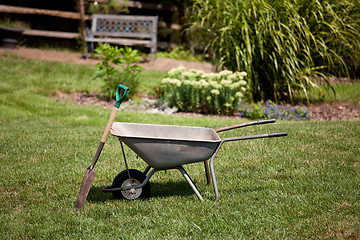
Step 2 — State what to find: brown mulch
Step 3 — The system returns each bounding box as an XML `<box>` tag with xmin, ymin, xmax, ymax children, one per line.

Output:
<box><xmin>309</xmin><ymin>102</ymin><xmax>360</xmax><ymax>121</ymax></box>
<box><xmin>2</xmin><ymin>46</ymin><xmax>360</xmax><ymax>121</ymax></box>
<box><xmin>56</xmin><ymin>92</ymin><xmax>360</xmax><ymax>121</ymax></box>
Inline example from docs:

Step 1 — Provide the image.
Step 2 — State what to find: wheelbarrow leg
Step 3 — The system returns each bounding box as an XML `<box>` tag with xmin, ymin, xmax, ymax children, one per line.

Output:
<box><xmin>143</xmin><ymin>166</ymin><xmax>151</xmax><ymax>175</ymax></box>
<box><xmin>177</xmin><ymin>166</ymin><xmax>204</xmax><ymax>201</ymax></box>
<box><xmin>209</xmin><ymin>142</ymin><xmax>223</xmax><ymax>202</ymax></box>
<box><xmin>204</xmin><ymin>160</ymin><xmax>211</xmax><ymax>185</ymax></box>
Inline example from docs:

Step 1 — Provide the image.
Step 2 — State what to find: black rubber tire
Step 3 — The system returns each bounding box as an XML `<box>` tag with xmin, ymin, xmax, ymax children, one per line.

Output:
<box><xmin>112</xmin><ymin>169</ymin><xmax>150</xmax><ymax>200</ymax></box>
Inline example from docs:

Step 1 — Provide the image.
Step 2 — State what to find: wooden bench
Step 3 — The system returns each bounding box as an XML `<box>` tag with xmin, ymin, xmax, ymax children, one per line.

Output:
<box><xmin>85</xmin><ymin>14</ymin><xmax>158</xmax><ymax>60</ymax></box>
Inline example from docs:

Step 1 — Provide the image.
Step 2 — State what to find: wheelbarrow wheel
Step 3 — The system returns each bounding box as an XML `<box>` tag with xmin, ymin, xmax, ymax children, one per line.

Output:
<box><xmin>112</xmin><ymin>169</ymin><xmax>150</xmax><ymax>200</ymax></box>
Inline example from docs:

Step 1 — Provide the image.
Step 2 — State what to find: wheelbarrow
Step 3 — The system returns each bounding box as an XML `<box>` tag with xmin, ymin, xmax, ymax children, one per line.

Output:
<box><xmin>103</xmin><ymin>119</ymin><xmax>287</xmax><ymax>201</ymax></box>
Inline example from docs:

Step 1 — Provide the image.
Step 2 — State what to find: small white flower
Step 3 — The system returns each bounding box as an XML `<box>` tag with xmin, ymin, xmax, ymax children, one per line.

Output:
<box><xmin>183</xmin><ymin>71</ymin><xmax>197</xmax><ymax>79</ymax></box>
<box><xmin>202</xmin><ymin>73</ymin><xmax>216</xmax><ymax>80</ymax></box>
<box><xmin>235</xmin><ymin>92</ymin><xmax>244</xmax><ymax>98</ymax></box>
<box><xmin>199</xmin><ymin>79</ymin><xmax>209</xmax><ymax>87</ymax></box>
<box><xmin>229</xmin><ymin>73</ymin><xmax>237</xmax><ymax>80</ymax></box>
<box><xmin>239</xmin><ymin>80</ymin><xmax>247</xmax><ymax>86</ymax></box>
<box><xmin>161</xmin><ymin>78</ymin><xmax>170</xmax><ymax>84</ymax></box>
<box><xmin>211</xmin><ymin>89</ymin><xmax>220</xmax><ymax>95</ymax></box>
<box><xmin>169</xmin><ymin>79</ymin><xmax>181</xmax><ymax>86</ymax></box>
<box><xmin>209</xmin><ymin>81</ymin><xmax>221</xmax><ymax>89</ymax></box>
<box><xmin>238</xmin><ymin>72</ymin><xmax>247</xmax><ymax>77</ymax></box>
<box><xmin>183</xmin><ymin>80</ymin><xmax>192</xmax><ymax>85</ymax></box>
<box><xmin>220</xmin><ymin>79</ymin><xmax>232</xmax><ymax>86</ymax></box>
<box><xmin>196</xmin><ymin>70</ymin><xmax>205</xmax><ymax>75</ymax></box>
<box><xmin>219</xmin><ymin>70</ymin><xmax>233</xmax><ymax>76</ymax></box>
<box><xmin>175</xmin><ymin>66</ymin><xmax>186</xmax><ymax>72</ymax></box>
<box><xmin>168</xmin><ymin>66</ymin><xmax>186</xmax><ymax>77</ymax></box>
<box><xmin>231</xmin><ymin>82</ymin><xmax>241</xmax><ymax>89</ymax></box>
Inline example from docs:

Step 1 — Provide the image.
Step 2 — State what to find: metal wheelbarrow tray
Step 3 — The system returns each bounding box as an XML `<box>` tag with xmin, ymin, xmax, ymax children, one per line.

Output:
<box><xmin>103</xmin><ymin>119</ymin><xmax>287</xmax><ymax>201</ymax></box>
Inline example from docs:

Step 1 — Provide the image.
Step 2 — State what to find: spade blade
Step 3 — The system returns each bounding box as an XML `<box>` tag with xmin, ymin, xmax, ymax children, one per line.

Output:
<box><xmin>75</xmin><ymin>168</ymin><xmax>96</xmax><ymax>210</ymax></box>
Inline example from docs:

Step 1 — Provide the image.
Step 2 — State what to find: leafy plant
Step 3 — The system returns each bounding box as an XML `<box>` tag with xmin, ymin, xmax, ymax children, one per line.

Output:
<box><xmin>157</xmin><ymin>46</ymin><xmax>204</xmax><ymax>62</ymax></box>
<box><xmin>0</xmin><ymin>18</ymin><xmax>30</xmax><ymax>29</ymax></box>
<box><xmin>239</xmin><ymin>100</ymin><xmax>309</xmax><ymax>120</ymax></box>
<box><xmin>93</xmin><ymin>44</ymin><xmax>143</xmax><ymax>99</ymax></box>
<box><xmin>161</xmin><ymin>67</ymin><xmax>248</xmax><ymax>115</ymax></box>
<box><xmin>87</xmin><ymin>0</ymin><xmax>128</xmax><ymax>14</ymax></box>
<box><xmin>189</xmin><ymin>0</ymin><xmax>360</xmax><ymax>103</ymax></box>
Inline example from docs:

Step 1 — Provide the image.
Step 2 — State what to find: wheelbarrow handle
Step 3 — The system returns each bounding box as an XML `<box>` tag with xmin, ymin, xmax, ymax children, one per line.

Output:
<box><xmin>215</xmin><ymin>119</ymin><xmax>276</xmax><ymax>133</ymax></box>
<box><xmin>268</xmin><ymin>132</ymin><xmax>288</xmax><ymax>138</ymax></box>
<box><xmin>222</xmin><ymin>131</ymin><xmax>287</xmax><ymax>143</ymax></box>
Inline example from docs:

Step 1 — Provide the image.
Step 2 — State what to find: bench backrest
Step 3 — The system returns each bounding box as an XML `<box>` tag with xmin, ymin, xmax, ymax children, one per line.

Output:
<box><xmin>91</xmin><ymin>14</ymin><xmax>158</xmax><ymax>39</ymax></box>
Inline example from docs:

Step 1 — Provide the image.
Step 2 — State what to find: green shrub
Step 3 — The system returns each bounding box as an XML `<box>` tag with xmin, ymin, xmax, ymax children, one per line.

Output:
<box><xmin>157</xmin><ymin>47</ymin><xmax>204</xmax><ymax>62</ymax></box>
<box><xmin>87</xmin><ymin>0</ymin><xmax>128</xmax><ymax>14</ymax></box>
<box><xmin>161</xmin><ymin>67</ymin><xmax>248</xmax><ymax>115</ymax></box>
<box><xmin>93</xmin><ymin>44</ymin><xmax>143</xmax><ymax>99</ymax></box>
<box><xmin>189</xmin><ymin>0</ymin><xmax>360</xmax><ymax>102</ymax></box>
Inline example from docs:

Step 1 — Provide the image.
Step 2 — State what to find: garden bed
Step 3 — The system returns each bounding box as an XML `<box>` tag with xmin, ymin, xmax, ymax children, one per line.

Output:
<box><xmin>3</xmin><ymin>46</ymin><xmax>360</xmax><ymax>121</ymax></box>
<box><xmin>56</xmin><ymin>91</ymin><xmax>360</xmax><ymax>121</ymax></box>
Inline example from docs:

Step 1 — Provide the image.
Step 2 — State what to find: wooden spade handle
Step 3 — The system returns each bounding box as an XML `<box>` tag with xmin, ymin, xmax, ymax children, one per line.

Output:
<box><xmin>101</xmin><ymin>107</ymin><xmax>118</xmax><ymax>143</ymax></box>
<box><xmin>88</xmin><ymin>84</ymin><xmax>129</xmax><ymax>170</ymax></box>
<box><xmin>89</xmin><ymin>107</ymin><xmax>118</xmax><ymax>170</ymax></box>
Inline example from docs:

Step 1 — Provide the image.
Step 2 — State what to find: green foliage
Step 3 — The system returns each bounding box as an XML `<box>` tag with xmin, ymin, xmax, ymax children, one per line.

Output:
<box><xmin>137</xmin><ymin>70</ymin><xmax>168</xmax><ymax>95</ymax></box>
<box><xmin>239</xmin><ymin>101</ymin><xmax>309</xmax><ymax>120</ymax></box>
<box><xmin>93</xmin><ymin>44</ymin><xmax>143</xmax><ymax>99</ymax></box>
<box><xmin>0</xmin><ymin>18</ymin><xmax>30</xmax><ymax>29</ymax></box>
<box><xmin>161</xmin><ymin>67</ymin><xmax>248</xmax><ymax>115</ymax></box>
<box><xmin>190</xmin><ymin>0</ymin><xmax>360</xmax><ymax>103</ymax></box>
<box><xmin>87</xmin><ymin>0</ymin><xmax>128</xmax><ymax>14</ymax></box>
<box><xmin>157</xmin><ymin>46</ymin><xmax>204</xmax><ymax>62</ymax></box>
<box><xmin>303</xmin><ymin>80</ymin><xmax>360</xmax><ymax>104</ymax></box>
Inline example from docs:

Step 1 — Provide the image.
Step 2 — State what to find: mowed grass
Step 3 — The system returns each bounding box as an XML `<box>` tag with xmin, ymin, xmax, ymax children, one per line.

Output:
<box><xmin>0</xmin><ymin>53</ymin><xmax>359</xmax><ymax>239</ymax></box>
<box><xmin>302</xmin><ymin>79</ymin><xmax>360</xmax><ymax>104</ymax></box>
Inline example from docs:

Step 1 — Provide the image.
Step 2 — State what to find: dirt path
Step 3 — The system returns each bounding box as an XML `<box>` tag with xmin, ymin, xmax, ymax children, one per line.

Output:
<box><xmin>0</xmin><ymin>46</ymin><xmax>215</xmax><ymax>72</ymax></box>
<box><xmin>2</xmin><ymin>46</ymin><xmax>360</xmax><ymax>121</ymax></box>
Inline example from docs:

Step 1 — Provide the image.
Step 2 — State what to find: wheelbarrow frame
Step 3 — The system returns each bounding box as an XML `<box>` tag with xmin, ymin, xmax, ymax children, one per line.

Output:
<box><xmin>103</xmin><ymin>118</ymin><xmax>287</xmax><ymax>201</ymax></box>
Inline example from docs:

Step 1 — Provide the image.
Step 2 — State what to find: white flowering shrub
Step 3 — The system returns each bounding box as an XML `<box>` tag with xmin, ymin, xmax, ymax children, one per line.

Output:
<box><xmin>161</xmin><ymin>67</ymin><xmax>248</xmax><ymax>115</ymax></box>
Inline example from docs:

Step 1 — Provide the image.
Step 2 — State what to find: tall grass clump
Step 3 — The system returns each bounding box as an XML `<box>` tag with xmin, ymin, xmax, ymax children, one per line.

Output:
<box><xmin>160</xmin><ymin>67</ymin><xmax>248</xmax><ymax>115</ymax></box>
<box><xmin>190</xmin><ymin>0</ymin><xmax>360</xmax><ymax>102</ymax></box>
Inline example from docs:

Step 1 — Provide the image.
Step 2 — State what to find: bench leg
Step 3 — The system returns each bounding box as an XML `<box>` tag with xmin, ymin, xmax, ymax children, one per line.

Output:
<box><xmin>85</xmin><ymin>42</ymin><xmax>91</xmax><ymax>59</ymax></box>
<box><xmin>150</xmin><ymin>43</ymin><xmax>157</xmax><ymax>62</ymax></box>
<box><xmin>85</xmin><ymin>42</ymin><xmax>94</xmax><ymax>59</ymax></box>
<box><xmin>85</xmin><ymin>43</ymin><xmax>89</xmax><ymax>59</ymax></box>
<box><xmin>90</xmin><ymin>42</ymin><xmax>94</xmax><ymax>53</ymax></box>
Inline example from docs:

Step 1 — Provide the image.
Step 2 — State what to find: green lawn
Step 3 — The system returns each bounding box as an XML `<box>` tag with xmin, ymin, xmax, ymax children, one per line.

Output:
<box><xmin>0</xmin><ymin>53</ymin><xmax>359</xmax><ymax>239</ymax></box>
<box><xmin>304</xmin><ymin>80</ymin><xmax>360</xmax><ymax>104</ymax></box>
